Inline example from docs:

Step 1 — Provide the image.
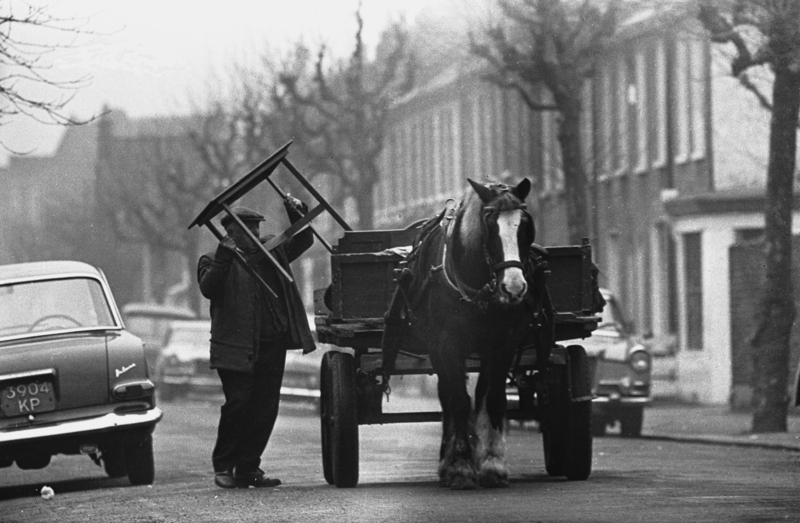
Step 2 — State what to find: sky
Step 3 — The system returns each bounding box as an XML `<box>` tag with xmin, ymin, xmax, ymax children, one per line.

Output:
<box><xmin>0</xmin><ymin>0</ymin><xmax>439</xmax><ymax>165</ymax></box>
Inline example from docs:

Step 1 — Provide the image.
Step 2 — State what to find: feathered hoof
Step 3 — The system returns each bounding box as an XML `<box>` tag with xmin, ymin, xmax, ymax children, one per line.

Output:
<box><xmin>479</xmin><ymin>458</ymin><xmax>510</xmax><ymax>488</ymax></box>
<box><xmin>479</xmin><ymin>469</ymin><xmax>510</xmax><ymax>488</ymax></box>
<box><xmin>439</xmin><ymin>459</ymin><xmax>478</xmax><ymax>490</ymax></box>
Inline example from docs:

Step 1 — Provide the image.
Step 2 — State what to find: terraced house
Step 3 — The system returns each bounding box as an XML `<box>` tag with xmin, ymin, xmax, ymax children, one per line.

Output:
<box><xmin>369</xmin><ymin>5</ymin><xmax>800</xmax><ymax>405</ymax></box>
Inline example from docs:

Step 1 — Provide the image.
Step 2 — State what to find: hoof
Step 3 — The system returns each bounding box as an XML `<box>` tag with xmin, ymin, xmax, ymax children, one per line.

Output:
<box><xmin>449</xmin><ymin>475</ymin><xmax>478</xmax><ymax>490</ymax></box>
<box><xmin>479</xmin><ymin>470</ymin><xmax>510</xmax><ymax>488</ymax></box>
<box><xmin>478</xmin><ymin>457</ymin><xmax>509</xmax><ymax>488</ymax></box>
<box><xmin>439</xmin><ymin>459</ymin><xmax>478</xmax><ymax>490</ymax></box>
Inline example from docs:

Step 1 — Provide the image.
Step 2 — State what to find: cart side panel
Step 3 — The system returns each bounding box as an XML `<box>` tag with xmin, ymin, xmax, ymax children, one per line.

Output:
<box><xmin>331</xmin><ymin>253</ymin><xmax>403</xmax><ymax>320</ymax></box>
<box><xmin>545</xmin><ymin>244</ymin><xmax>594</xmax><ymax>315</ymax></box>
<box><xmin>330</xmin><ymin>229</ymin><xmax>416</xmax><ymax>320</ymax></box>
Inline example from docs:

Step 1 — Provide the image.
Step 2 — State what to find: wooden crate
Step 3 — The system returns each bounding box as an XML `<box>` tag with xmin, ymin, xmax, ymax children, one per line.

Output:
<box><xmin>330</xmin><ymin>229</ymin><xmax>418</xmax><ymax>320</ymax></box>
<box><xmin>545</xmin><ymin>243</ymin><xmax>595</xmax><ymax>315</ymax></box>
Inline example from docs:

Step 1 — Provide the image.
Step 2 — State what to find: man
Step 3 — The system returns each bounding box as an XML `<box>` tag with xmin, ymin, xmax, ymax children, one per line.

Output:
<box><xmin>197</xmin><ymin>198</ymin><xmax>315</xmax><ymax>489</ymax></box>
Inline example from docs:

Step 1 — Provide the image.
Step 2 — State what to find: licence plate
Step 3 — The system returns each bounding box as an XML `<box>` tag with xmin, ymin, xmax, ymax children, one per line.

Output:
<box><xmin>1</xmin><ymin>381</ymin><xmax>56</xmax><ymax>417</ymax></box>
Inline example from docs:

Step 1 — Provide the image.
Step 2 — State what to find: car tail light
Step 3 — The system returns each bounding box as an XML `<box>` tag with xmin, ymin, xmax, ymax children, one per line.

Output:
<box><xmin>113</xmin><ymin>380</ymin><xmax>155</xmax><ymax>400</ymax></box>
<box><xmin>629</xmin><ymin>351</ymin><xmax>650</xmax><ymax>373</ymax></box>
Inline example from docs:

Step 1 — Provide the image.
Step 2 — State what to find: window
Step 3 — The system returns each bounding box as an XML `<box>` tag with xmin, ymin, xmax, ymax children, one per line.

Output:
<box><xmin>690</xmin><ymin>37</ymin><xmax>707</xmax><ymax>160</ymax></box>
<box><xmin>653</xmin><ymin>38</ymin><xmax>668</xmax><ymax>168</ymax></box>
<box><xmin>580</xmin><ymin>79</ymin><xmax>594</xmax><ymax>178</ymax></box>
<box><xmin>615</xmin><ymin>54</ymin><xmax>629</xmax><ymax>174</ymax></box>
<box><xmin>684</xmin><ymin>232</ymin><xmax>703</xmax><ymax>350</ymax></box>
<box><xmin>674</xmin><ymin>39</ymin><xmax>690</xmax><ymax>163</ymax></box>
<box><xmin>634</xmin><ymin>46</ymin><xmax>648</xmax><ymax>173</ymax></box>
<box><xmin>599</xmin><ymin>64</ymin><xmax>613</xmax><ymax>178</ymax></box>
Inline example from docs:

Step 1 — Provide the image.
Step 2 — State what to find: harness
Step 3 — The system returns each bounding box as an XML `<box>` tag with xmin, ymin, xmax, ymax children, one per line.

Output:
<box><xmin>435</xmin><ymin>200</ymin><xmax>529</xmax><ymax>308</ymax></box>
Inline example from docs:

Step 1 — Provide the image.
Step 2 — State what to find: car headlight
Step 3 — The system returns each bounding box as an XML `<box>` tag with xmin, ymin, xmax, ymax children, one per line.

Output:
<box><xmin>629</xmin><ymin>349</ymin><xmax>651</xmax><ymax>373</ymax></box>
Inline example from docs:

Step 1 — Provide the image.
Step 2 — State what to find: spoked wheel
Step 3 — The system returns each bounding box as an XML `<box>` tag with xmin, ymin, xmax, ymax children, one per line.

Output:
<box><xmin>541</xmin><ymin>345</ymin><xmax>593</xmax><ymax>481</ymax></box>
<box><xmin>320</xmin><ymin>355</ymin><xmax>334</xmax><ymax>485</ymax></box>
<box><xmin>319</xmin><ymin>351</ymin><xmax>359</xmax><ymax>488</ymax></box>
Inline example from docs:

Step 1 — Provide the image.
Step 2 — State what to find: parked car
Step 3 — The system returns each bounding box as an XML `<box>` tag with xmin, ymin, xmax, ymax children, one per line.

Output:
<box><xmin>586</xmin><ymin>289</ymin><xmax>652</xmax><ymax>437</ymax></box>
<box><xmin>120</xmin><ymin>302</ymin><xmax>197</xmax><ymax>376</ymax></box>
<box><xmin>154</xmin><ymin>314</ymin><xmax>327</xmax><ymax>408</ymax></box>
<box><xmin>153</xmin><ymin>320</ymin><xmax>218</xmax><ymax>401</ymax></box>
<box><xmin>0</xmin><ymin>261</ymin><xmax>161</xmax><ymax>485</ymax></box>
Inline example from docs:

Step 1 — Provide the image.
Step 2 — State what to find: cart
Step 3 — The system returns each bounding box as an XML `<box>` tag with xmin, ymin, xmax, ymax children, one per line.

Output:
<box><xmin>315</xmin><ymin>226</ymin><xmax>600</xmax><ymax>488</ymax></box>
<box><xmin>189</xmin><ymin>142</ymin><xmax>601</xmax><ymax>490</ymax></box>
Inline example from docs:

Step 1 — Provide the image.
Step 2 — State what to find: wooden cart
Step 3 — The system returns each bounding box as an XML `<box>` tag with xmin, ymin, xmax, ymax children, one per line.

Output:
<box><xmin>315</xmin><ymin>227</ymin><xmax>600</xmax><ymax>488</ymax></box>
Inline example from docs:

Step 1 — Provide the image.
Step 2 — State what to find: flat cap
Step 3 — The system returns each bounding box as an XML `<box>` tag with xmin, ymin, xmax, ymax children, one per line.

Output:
<box><xmin>220</xmin><ymin>206</ymin><xmax>266</xmax><ymax>228</ymax></box>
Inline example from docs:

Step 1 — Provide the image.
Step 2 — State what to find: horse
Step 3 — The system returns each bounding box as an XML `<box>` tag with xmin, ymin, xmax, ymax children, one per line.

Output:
<box><xmin>383</xmin><ymin>177</ymin><xmax>536</xmax><ymax>489</ymax></box>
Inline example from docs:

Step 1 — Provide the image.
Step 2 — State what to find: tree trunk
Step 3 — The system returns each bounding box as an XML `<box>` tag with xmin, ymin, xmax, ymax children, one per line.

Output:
<box><xmin>750</xmin><ymin>67</ymin><xmax>800</xmax><ymax>433</ymax></box>
<box><xmin>558</xmin><ymin>99</ymin><xmax>590</xmax><ymax>245</ymax></box>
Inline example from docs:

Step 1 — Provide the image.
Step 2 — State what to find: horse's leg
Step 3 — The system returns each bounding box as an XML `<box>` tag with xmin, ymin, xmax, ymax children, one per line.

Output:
<box><xmin>474</xmin><ymin>348</ymin><xmax>514</xmax><ymax>488</ymax></box>
<box><xmin>431</xmin><ymin>341</ymin><xmax>477</xmax><ymax>490</ymax></box>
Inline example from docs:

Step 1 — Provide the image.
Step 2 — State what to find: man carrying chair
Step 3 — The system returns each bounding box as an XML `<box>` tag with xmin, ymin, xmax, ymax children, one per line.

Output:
<box><xmin>197</xmin><ymin>196</ymin><xmax>315</xmax><ymax>489</ymax></box>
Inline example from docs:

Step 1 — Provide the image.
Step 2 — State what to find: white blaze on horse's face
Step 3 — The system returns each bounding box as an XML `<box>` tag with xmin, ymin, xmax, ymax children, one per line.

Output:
<box><xmin>496</xmin><ymin>209</ymin><xmax>527</xmax><ymax>303</ymax></box>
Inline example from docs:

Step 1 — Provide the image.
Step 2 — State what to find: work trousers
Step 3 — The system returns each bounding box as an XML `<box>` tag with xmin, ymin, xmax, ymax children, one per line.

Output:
<box><xmin>212</xmin><ymin>344</ymin><xmax>286</xmax><ymax>474</ymax></box>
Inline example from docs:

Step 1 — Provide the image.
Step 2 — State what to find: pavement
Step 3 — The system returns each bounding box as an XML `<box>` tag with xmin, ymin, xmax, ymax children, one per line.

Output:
<box><xmin>640</xmin><ymin>400</ymin><xmax>800</xmax><ymax>451</ymax></box>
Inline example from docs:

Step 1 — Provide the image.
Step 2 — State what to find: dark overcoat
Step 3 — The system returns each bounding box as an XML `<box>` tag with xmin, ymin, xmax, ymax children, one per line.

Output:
<box><xmin>197</xmin><ymin>226</ymin><xmax>315</xmax><ymax>373</ymax></box>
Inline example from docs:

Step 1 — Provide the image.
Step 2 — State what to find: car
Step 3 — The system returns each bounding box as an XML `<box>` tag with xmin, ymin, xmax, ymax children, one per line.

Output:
<box><xmin>0</xmin><ymin>260</ymin><xmax>162</xmax><ymax>485</ymax></box>
<box><xmin>153</xmin><ymin>320</ymin><xmax>219</xmax><ymax>401</ymax></box>
<box><xmin>154</xmin><ymin>314</ymin><xmax>327</xmax><ymax>408</ymax></box>
<box><xmin>586</xmin><ymin>288</ymin><xmax>652</xmax><ymax>437</ymax></box>
<box><xmin>120</xmin><ymin>302</ymin><xmax>197</xmax><ymax>376</ymax></box>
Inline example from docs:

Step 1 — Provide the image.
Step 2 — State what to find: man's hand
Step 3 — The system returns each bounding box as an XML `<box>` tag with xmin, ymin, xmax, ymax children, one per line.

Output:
<box><xmin>215</xmin><ymin>237</ymin><xmax>236</xmax><ymax>264</ymax></box>
<box><xmin>284</xmin><ymin>194</ymin><xmax>307</xmax><ymax>215</ymax></box>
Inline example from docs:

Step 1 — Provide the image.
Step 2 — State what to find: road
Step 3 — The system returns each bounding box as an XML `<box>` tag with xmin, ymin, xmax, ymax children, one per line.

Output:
<box><xmin>1</xmin><ymin>396</ymin><xmax>799</xmax><ymax>523</ymax></box>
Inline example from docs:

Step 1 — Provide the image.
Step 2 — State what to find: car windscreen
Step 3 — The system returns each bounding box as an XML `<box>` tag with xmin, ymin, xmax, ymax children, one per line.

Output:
<box><xmin>0</xmin><ymin>277</ymin><xmax>116</xmax><ymax>339</ymax></box>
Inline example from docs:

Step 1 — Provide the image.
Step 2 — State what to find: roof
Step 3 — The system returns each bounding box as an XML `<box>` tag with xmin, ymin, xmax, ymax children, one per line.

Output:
<box><xmin>0</xmin><ymin>260</ymin><xmax>102</xmax><ymax>283</ymax></box>
<box><xmin>121</xmin><ymin>302</ymin><xmax>197</xmax><ymax>320</ymax></box>
<box><xmin>167</xmin><ymin>320</ymin><xmax>211</xmax><ymax>331</ymax></box>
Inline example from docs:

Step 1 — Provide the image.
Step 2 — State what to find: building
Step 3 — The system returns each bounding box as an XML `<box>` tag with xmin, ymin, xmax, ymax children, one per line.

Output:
<box><xmin>372</xmin><ymin>5</ymin><xmax>800</xmax><ymax>405</ymax></box>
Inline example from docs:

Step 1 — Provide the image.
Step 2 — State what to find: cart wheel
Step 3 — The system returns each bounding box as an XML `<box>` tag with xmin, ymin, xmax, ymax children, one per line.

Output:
<box><xmin>320</xmin><ymin>355</ymin><xmax>334</xmax><ymax>485</ymax></box>
<box><xmin>541</xmin><ymin>365</ymin><xmax>566</xmax><ymax>477</ymax></box>
<box><xmin>541</xmin><ymin>345</ymin><xmax>593</xmax><ymax>481</ymax></box>
<box><xmin>320</xmin><ymin>351</ymin><xmax>359</xmax><ymax>488</ymax></box>
<box><xmin>620</xmin><ymin>407</ymin><xmax>644</xmax><ymax>438</ymax></box>
<box><xmin>563</xmin><ymin>345</ymin><xmax>592</xmax><ymax>480</ymax></box>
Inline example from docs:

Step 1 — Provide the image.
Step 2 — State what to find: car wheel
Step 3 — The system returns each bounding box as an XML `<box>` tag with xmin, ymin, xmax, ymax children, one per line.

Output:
<box><xmin>620</xmin><ymin>407</ymin><xmax>644</xmax><ymax>438</ymax></box>
<box><xmin>124</xmin><ymin>433</ymin><xmax>155</xmax><ymax>485</ymax></box>
<box><xmin>0</xmin><ymin>457</ymin><xmax>13</xmax><ymax>468</ymax></box>
<box><xmin>15</xmin><ymin>454</ymin><xmax>51</xmax><ymax>470</ymax></box>
<box><xmin>591</xmin><ymin>414</ymin><xmax>607</xmax><ymax>437</ymax></box>
<box><xmin>101</xmin><ymin>445</ymin><xmax>127</xmax><ymax>478</ymax></box>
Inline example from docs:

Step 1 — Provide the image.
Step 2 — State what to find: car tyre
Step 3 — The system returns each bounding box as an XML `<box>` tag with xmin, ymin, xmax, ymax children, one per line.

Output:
<box><xmin>101</xmin><ymin>444</ymin><xmax>127</xmax><ymax>478</ymax></box>
<box><xmin>124</xmin><ymin>433</ymin><xmax>155</xmax><ymax>485</ymax></box>
<box><xmin>15</xmin><ymin>454</ymin><xmax>51</xmax><ymax>470</ymax></box>
<box><xmin>620</xmin><ymin>407</ymin><xmax>644</xmax><ymax>438</ymax></box>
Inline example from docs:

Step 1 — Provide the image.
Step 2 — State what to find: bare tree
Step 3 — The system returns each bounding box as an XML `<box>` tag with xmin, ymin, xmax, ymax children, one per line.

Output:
<box><xmin>699</xmin><ymin>0</ymin><xmax>800</xmax><ymax>433</ymax></box>
<box><xmin>0</xmin><ymin>2</ymin><xmax>93</xmax><ymax>134</ymax></box>
<box><xmin>469</xmin><ymin>0</ymin><xmax>620</xmax><ymax>245</ymax></box>
<box><xmin>276</xmin><ymin>7</ymin><xmax>414</xmax><ymax>229</ymax></box>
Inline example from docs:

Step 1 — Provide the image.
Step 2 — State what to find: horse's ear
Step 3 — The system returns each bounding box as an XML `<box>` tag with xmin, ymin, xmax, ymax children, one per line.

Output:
<box><xmin>467</xmin><ymin>178</ymin><xmax>495</xmax><ymax>204</ymax></box>
<box><xmin>512</xmin><ymin>178</ymin><xmax>532</xmax><ymax>202</ymax></box>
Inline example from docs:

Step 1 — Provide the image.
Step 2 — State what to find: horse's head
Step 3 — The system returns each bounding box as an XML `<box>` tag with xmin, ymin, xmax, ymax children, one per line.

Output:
<box><xmin>463</xmin><ymin>178</ymin><xmax>534</xmax><ymax>306</ymax></box>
